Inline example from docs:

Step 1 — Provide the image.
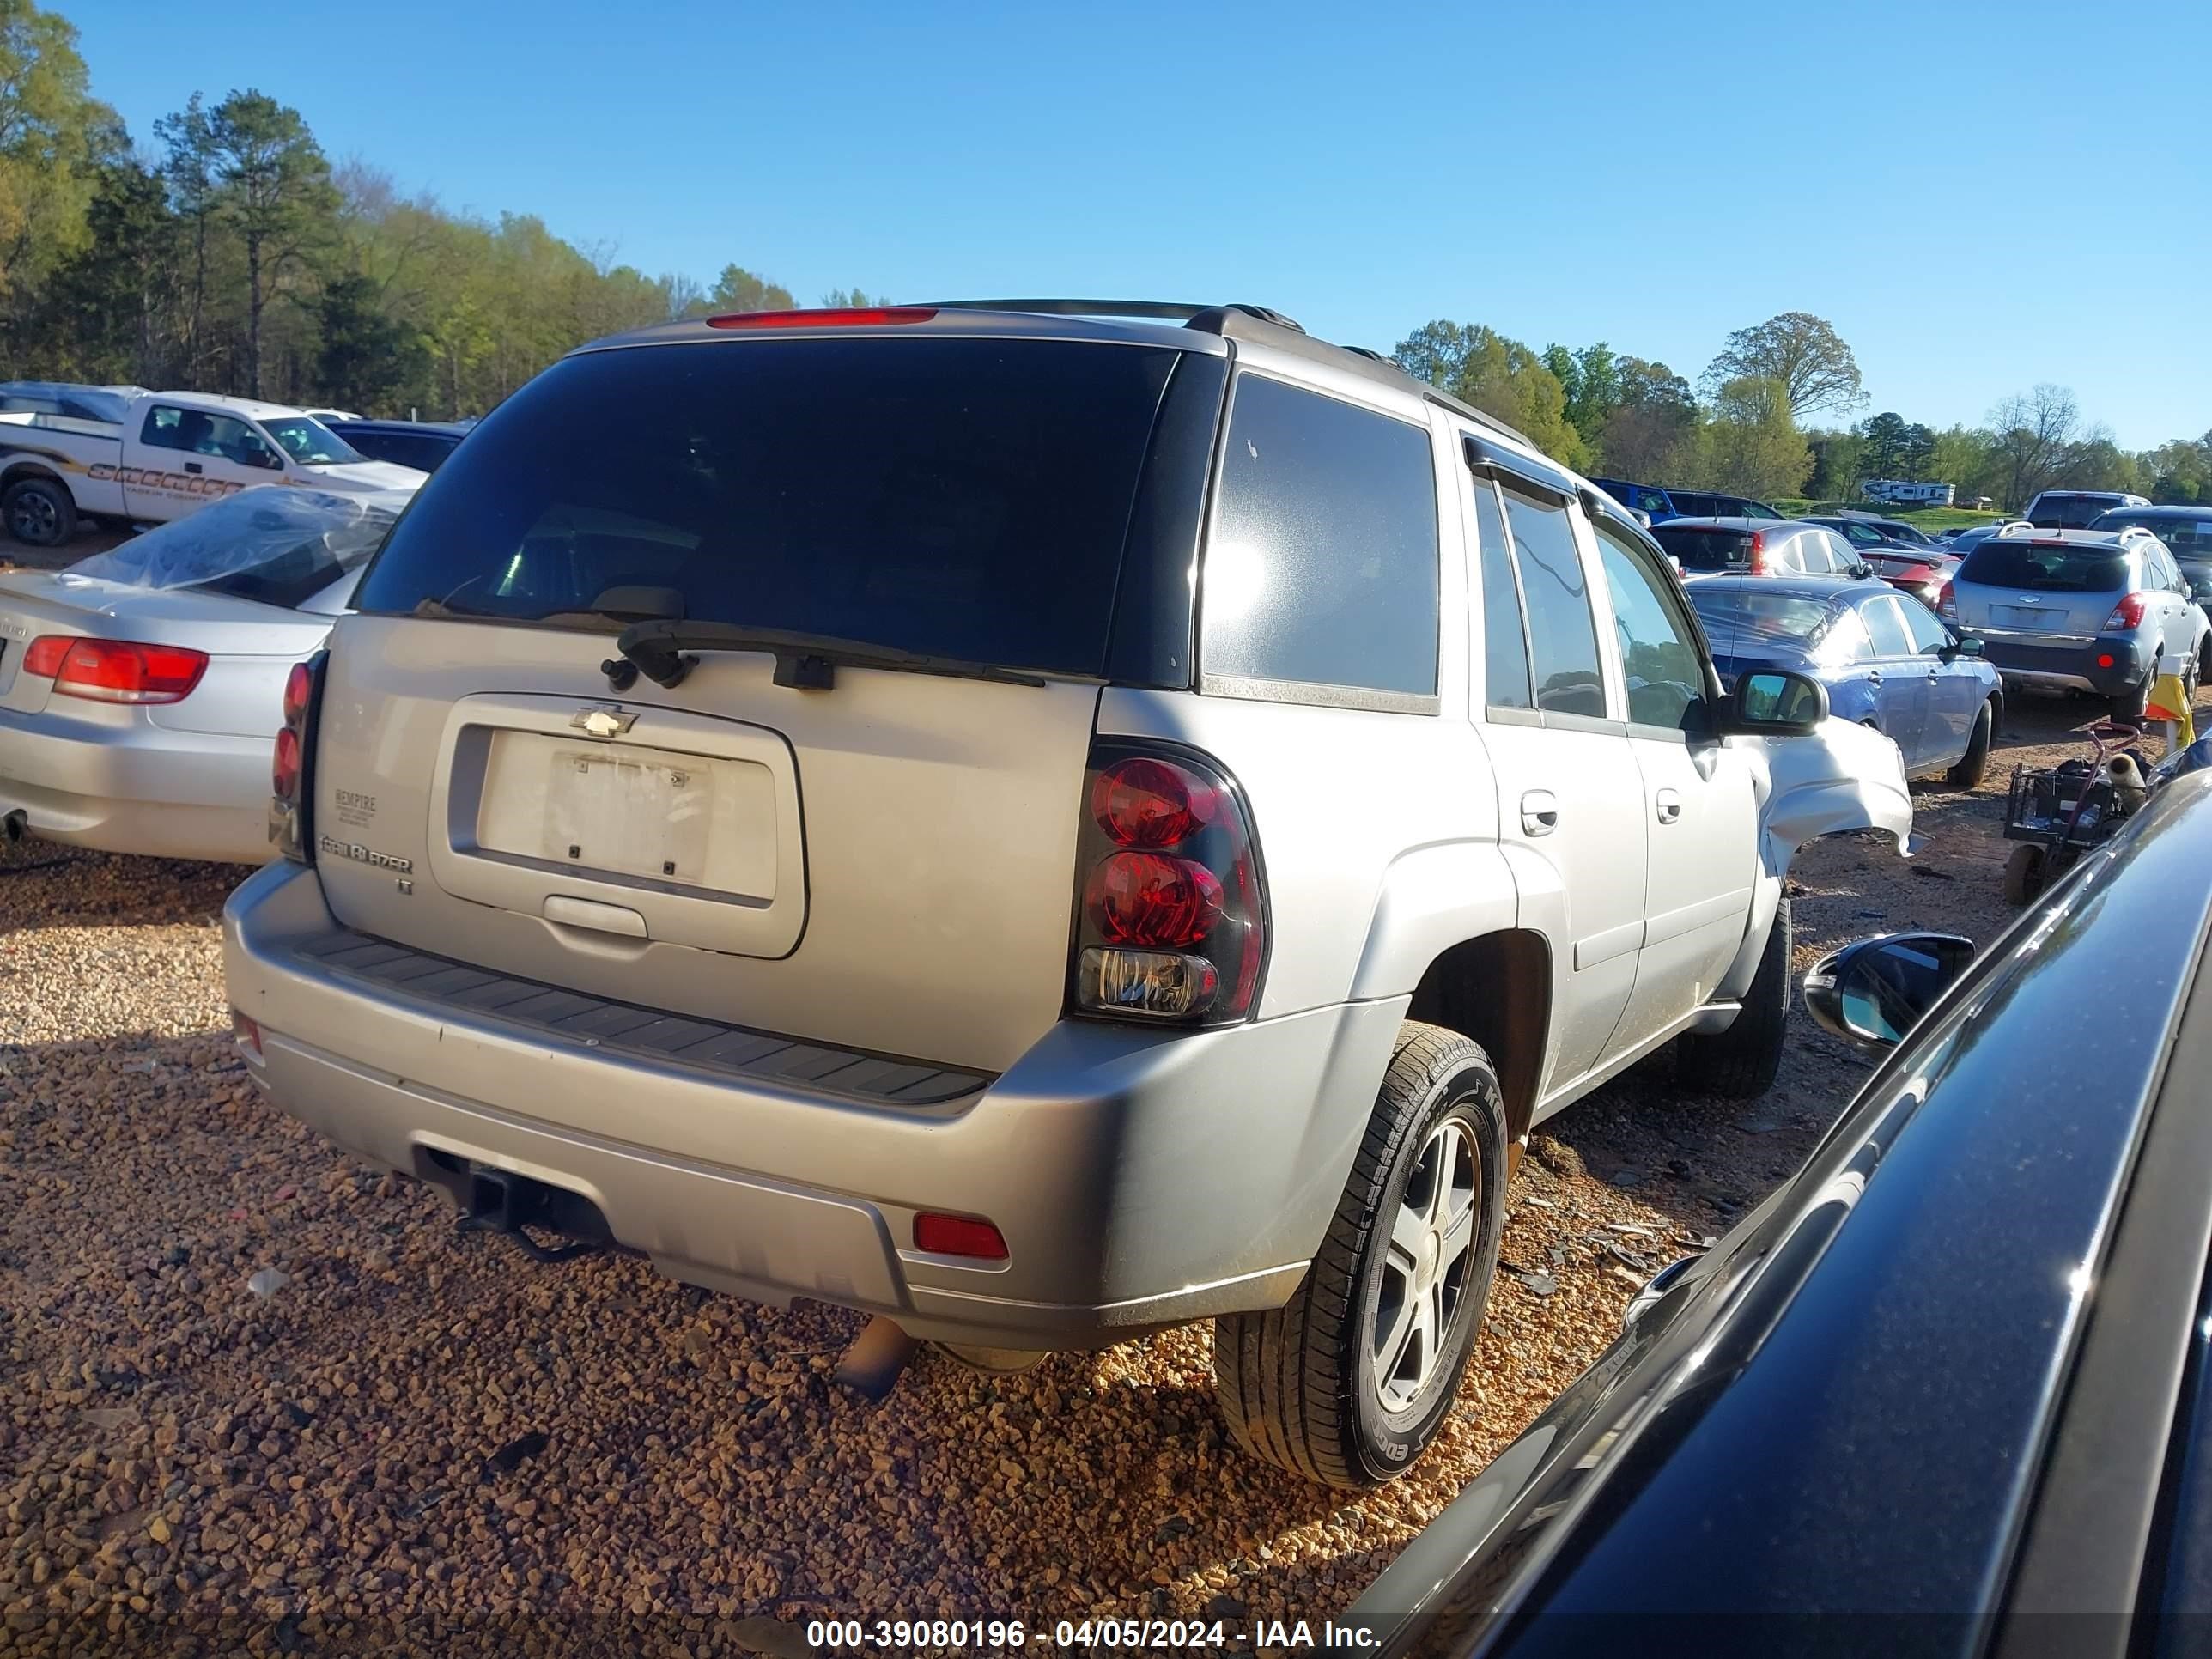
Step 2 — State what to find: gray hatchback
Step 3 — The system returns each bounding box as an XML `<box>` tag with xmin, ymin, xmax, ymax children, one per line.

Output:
<box><xmin>1944</xmin><ymin>525</ymin><xmax>2208</xmax><ymax>718</ymax></box>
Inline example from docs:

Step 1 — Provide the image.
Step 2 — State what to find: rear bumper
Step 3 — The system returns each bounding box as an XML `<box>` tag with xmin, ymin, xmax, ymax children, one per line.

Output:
<box><xmin>0</xmin><ymin>702</ymin><xmax>271</xmax><ymax>862</ymax></box>
<box><xmin>1977</xmin><ymin>631</ymin><xmax>2148</xmax><ymax>696</ymax></box>
<box><xmin>222</xmin><ymin>860</ymin><xmax>1406</xmax><ymax>1349</ymax></box>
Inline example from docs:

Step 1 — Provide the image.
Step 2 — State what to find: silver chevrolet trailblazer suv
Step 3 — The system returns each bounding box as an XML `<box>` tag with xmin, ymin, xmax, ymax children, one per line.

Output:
<box><xmin>223</xmin><ymin>301</ymin><xmax>1912</xmax><ymax>1486</ymax></box>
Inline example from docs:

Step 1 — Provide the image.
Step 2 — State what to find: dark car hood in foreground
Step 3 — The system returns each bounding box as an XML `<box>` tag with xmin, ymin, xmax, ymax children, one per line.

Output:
<box><xmin>1346</xmin><ymin>773</ymin><xmax>2212</xmax><ymax>1657</ymax></box>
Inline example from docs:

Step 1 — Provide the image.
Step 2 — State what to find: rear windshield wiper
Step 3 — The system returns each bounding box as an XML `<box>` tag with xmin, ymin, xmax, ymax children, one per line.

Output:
<box><xmin>609</xmin><ymin>619</ymin><xmax>1048</xmax><ymax>692</ymax></box>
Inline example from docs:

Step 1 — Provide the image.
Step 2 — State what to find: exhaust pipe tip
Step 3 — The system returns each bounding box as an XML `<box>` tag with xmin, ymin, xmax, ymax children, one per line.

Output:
<box><xmin>2</xmin><ymin>810</ymin><xmax>26</xmax><ymax>845</ymax></box>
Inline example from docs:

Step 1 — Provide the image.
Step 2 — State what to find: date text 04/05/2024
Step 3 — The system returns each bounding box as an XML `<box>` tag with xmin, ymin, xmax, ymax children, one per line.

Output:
<box><xmin>802</xmin><ymin>1617</ymin><xmax>1379</xmax><ymax>1650</ymax></box>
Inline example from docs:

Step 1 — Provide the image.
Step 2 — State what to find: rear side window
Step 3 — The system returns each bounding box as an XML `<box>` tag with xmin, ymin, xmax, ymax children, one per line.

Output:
<box><xmin>1862</xmin><ymin>597</ymin><xmax>1915</xmax><ymax>657</ymax></box>
<box><xmin>1960</xmin><ymin>541</ymin><xmax>2128</xmax><ymax>593</ymax></box>
<box><xmin>1500</xmin><ymin>489</ymin><xmax>1605</xmax><ymax>719</ymax></box>
<box><xmin>356</xmin><ymin>337</ymin><xmax>1180</xmax><ymax>678</ymax></box>
<box><xmin>2099</xmin><ymin>514</ymin><xmax>2212</xmax><ymax>555</ymax></box>
<box><xmin>1201</xmin><ymin>374</ymin><xmax>1439</xmax><ymax>700</ymax></box>
<box><xmin>1654</xmin><ymin>525</ymin><xmax>1752</xmax><ymax>571</ymax></box>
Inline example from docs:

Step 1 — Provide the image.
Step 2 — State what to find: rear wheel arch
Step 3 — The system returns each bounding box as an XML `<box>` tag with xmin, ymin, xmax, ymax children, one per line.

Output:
<box><xmin>1405</xmin><ymin>929</ymin><xmax>1551</xmax><ymax>1156</ymax></box>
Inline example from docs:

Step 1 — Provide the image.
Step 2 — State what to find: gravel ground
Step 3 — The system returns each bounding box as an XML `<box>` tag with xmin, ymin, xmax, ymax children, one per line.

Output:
<box><xmin>1</xmin><ymin>684</ymin><xmax>2201</xmax><ymax>1655</ymax></box>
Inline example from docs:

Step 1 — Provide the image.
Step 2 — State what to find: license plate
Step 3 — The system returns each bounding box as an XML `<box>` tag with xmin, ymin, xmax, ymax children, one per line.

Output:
<box><xmin>541</xmin><ymin>747</ymin><xmax>710</xmax><ymax>883</ymax></box>
<box><xmin>1994</xmin><ymin>605</ymin><xmax>2069</xmax><ymax>631</ymax></box>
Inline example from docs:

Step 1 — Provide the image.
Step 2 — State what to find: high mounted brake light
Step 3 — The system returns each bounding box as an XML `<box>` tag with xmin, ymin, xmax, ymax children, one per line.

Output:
<box><xmin>705</xmin><ymin>307</ymin><xmax>938</xmax><ymax>329</ymax></box>
<box><xmin>1070</xmin><ymin>744</ymin><xmax>1267</xmax><ymax>1023</ymax></box>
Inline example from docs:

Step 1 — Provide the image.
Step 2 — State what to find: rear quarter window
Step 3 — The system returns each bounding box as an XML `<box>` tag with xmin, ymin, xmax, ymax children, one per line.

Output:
<box><xmin>1200</xmin><ymin>374</ymin><xmax>1439</xmax><ymax>702</ymax></box>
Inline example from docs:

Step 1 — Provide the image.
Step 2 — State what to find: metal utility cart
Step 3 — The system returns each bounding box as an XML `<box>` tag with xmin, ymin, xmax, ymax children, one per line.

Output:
<box><xmin>2000</xmin><ymin>720</ymin><xmax>2154</xmax><ymax>906</ymax></box>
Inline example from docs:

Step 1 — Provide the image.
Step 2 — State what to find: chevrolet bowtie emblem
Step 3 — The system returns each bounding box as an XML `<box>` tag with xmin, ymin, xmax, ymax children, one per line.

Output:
<box><xmin>570</xmin><ymin>706</ymin><xmax>636</xmax><ymax>738</ymax></box>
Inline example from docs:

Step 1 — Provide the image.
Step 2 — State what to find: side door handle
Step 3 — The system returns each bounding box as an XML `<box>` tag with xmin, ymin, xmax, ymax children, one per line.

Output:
<box><xmin>1521</xmin><ymin>789</ymin><xmax>1559</xmax><ymax>837</ymax></box>
<box><xmin>1867</xmin><ymin>669</ymin><xmax>1882</xmax><ymax>685</ymax></box>
<box><xmin>1656</xmin><ymin>787</ymin><xmax>1682</xmax><ymax>826</ymax></box>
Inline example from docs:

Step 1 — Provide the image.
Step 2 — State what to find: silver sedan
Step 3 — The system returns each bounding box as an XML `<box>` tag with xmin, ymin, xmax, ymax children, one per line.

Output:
<box><xmin>0</xmin><ymin>484</ymin><xmax>412</xmax><ymax>862</ymax></box>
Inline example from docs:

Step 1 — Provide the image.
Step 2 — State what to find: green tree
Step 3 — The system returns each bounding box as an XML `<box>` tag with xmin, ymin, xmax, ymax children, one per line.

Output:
<box><xmin>1702</xmin><ymin>311</ymin><xmax>1864</xmax><ymax>422</ymax></box>
<box><xmin>1693</xmin><ymin>376</ymin><xmax>1812</xmax><ymax>498</ymax></box>
<box><xmin>820</xmin><ymin>286</ymin><xmax>884</xmax><ymax>307</ymax></box>
<box><xmin>1542</xmin><ymin>342</ymin><xmax>1622</xmax><ymax>452</ymax></box>
<box><xmin>313</xmin><ymin>270</ymin><xmax>424</xmax><ymax>413</ymax></box>
<box><xmin>40</xmin><ymin>159</ymin><xmax>176</xmax><ymax>382</ymax></box>
<box><xmin>204</xmin><ymin>88</ymin><xmax>337</xmax><ymax>396</ymax></box>
<box><xmin>1593</xmin><ymin>355</ymin><xmax>1698</xmax><ymax>479</ymax></box>
<box><xmin>0</xmin><ymin>0</ymin><xmax>119</xmax><ymax>315</ymax></box>
<box><xmin>1804</xmin><ymin>428</ymin><xmax>1863</xmax><ymax>499</ymax></box>
<box><xmin>1859</xmin><ymin>410</ymin><xmax>1909</xmax><ymax>479</ymax></box>
<box><xmin>699</xmin><ymin>264</ymin><xmax>794</xmax><ymax>315</ymax></box>
<box><xmin>1394</xmin><ymin>319</ymin><xmax>1589</xmax><ymax>468</ymax></box>
<box><xmin>1899</xmin><ymin>422</ymin><xmax>1936</xmax><ymax>479</ymax></box>
<box><xmin>2142</xmin><ymin>432</ymin><xmax>2212</xmax><ymax>505</ymax></box>
<box><xmin>1987</xmin><ymin>385</ymin><xmax>2081</xmax><ymax>511</ymax></box>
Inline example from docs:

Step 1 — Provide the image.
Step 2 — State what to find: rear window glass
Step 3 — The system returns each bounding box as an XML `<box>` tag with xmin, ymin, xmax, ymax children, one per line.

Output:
<box><xmin>2098</xmin><ymin>514</ymin><xmax>2212</xmax><ymax>554</ymax></box>
<box><xmin>2028</xmin><ymin>495</ymin><xmax>2122</xmax><ymax>529</ymax></box>
<box><xmin>65</xmin><ymin>486</ymin><xmax>400</xmax><ymax>610</ymax></box>
<box><xmin>1687</xmin><ymin>590</ymin><xmax>1838</xmax><ymax>648</ymax></box>
<box><xmin>1959</xmin><ymin>541</ymin><xmax>2128</xmax><ymax>592</ymax></box>
<box><xmin>354</xmin><ymin>337</ymin><xmax>1179</xmax><ymax>678</ymax></box>
<box><xmin>1652</xmin><ymin>525</ymin><xmax>1753</xmax><ymax>571</ymax></box>
<box><xmin>1201</xmin><ymin>374</ymin><xmax>1438</xmax><ymax>698</ymax></box>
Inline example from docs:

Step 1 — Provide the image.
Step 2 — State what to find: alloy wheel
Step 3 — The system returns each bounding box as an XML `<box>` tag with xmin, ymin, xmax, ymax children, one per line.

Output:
<box><xmin>1371</xmin><ymin>1117</ymin><xmax>1480</xmax><ymax>1415</ymax></box>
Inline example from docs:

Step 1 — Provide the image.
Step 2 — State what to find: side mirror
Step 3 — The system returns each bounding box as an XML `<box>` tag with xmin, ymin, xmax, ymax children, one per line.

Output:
<box><xmin>1851</xmin><ymin>562</ymin><xmax>1876</xmax><ymax>580</ymax></box>
<box><xmin>1942</xmin><ymin>635</ymin><xmax>1986</xmax><ymax>660</ymax></box>
<box><xmin>1803</xmin><ymin>933</ymin><xmax>1977</xmax><ymax>1049</ymax></box>
<box><xmin>1721</xmin><ymin>668</ymin><xmax>1828</xmax><ymax>736</ymax></box>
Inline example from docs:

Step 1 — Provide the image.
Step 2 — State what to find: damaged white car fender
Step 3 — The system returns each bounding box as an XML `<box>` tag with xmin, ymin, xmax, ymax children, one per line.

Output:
<box><xmin>1711</xmin><ymin>716</ymin><xmax>1916</xmax><ymax>1004</ymax></box>
<box><xmin>1752</xmin><ymin>714</ymin><xmax>1918</xmax><ymax>879</ymax></box>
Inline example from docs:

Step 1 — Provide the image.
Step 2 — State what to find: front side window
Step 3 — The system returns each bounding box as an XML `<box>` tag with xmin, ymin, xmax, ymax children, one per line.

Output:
<box><xmin>1501</xmin><ymin>488</ymin><xmax>1605</xmax><ymax>719</ymax></box>
<box><xmin>1593</xmin><ymin>519</ymin><xmax>1705</xmax><ymax>730</ymax></box>
<box><xmin>1203</xmin><ymin>375</ymin><xmax>1440</xmax><ymax>698</ymax></box>
<box><xmin>141</xmin><ymin>405</ymin><xmax>276</xmax><ymax>468</ymax></box>
<box><xmin>1473</xmin><ymin>477</ymin><xmax>1532</xmax><ymax>710</ymax></box>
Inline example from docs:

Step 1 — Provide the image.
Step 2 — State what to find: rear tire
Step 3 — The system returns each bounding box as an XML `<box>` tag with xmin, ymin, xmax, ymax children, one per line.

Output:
<box><xmin>3</xmin><ymin>477</ymin><xmax>76</xmax><ymax>548</ymax></box>
<box><xmin>1677</xmin><ymin>896</ymin><xmax>1791</xmax><ymax>1099</ymax></box>
<box><xmin>1212</xmin><ymin>1022</ymin><xmax>1506</xmax><ymax>1488</ymax></box>
<box><xmin>1947</xmin><ymin>699</ymin><xmax>1996</xmax><ymax>789</ymax></box>
<box><xmin>2110</xmin><ymin>677</ymin><xmax>2152</xmax><ymax>723</ymax></box>
<box><xmin>2002</xmin><ymin>842</ymin><xmax>2046</xmax><ymax>907</ymax></box>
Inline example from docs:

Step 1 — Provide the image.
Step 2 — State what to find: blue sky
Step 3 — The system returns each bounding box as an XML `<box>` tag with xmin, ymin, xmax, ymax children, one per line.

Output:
<box><xmin>64</xmin><ymin>0</ymin><xmax>2209</xmax><ymax>449</ymax></box>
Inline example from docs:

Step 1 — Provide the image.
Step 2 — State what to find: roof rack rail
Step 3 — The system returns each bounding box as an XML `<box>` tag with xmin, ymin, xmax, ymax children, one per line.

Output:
<box><xmin>917</xmin><ymin>298</ymin><xmax>1291</xmax><ymax>327</ymax></box>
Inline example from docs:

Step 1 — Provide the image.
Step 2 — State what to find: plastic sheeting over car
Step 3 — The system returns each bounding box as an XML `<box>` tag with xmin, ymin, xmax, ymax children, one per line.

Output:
<box><xmin>63</xmin><ymin>485</ymin><xmax>412</xmax><ymax>610</ymax></box>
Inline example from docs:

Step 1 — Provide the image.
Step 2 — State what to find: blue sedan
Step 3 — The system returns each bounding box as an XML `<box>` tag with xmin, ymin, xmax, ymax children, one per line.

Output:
<box><xmin>1688</xmin><ymin>574</ymin><xmax>2004</xmax><ymax>787</ymax></box>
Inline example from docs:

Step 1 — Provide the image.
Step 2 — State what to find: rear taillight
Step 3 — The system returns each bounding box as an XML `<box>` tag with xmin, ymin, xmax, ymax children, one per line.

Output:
<box><xmin>1746</xmin><ymin>532</ymin><xmax>1768</xmax><ymax>575</ymax></box>
<box><xmin>1936</xmin><ymin>580</ymin><xmax>1957</xmax><ymax>623</ymax></box>
<box><xmin>2104</xmin><ymin>592</ymin><xmax>2153</xmax><ymax>631</ymax></box>
<box><xmin>21</xmin><ymin>636</ymin><xmax>207</xmax><ymax>703</ymax></box>
<box><xmin>269</xmin><ymin>653</ymin><xmax>324</xmax><ymax>863</ymax></box>
<box><xmin>1070</xmin><ymin>744</ymin><xmax>1267</xmax><ymax>1023</ymax></box>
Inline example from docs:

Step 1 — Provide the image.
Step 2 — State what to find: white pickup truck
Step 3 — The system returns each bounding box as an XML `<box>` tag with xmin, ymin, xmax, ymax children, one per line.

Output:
<box><xmin>0</xmin><ymin>382</ymin><xmax>423</xmax><ymax>548</ymax></box>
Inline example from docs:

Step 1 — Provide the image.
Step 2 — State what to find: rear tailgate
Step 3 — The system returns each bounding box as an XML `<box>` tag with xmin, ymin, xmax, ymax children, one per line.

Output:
<box><xmin>308</xmin><ymin>325</ymin><xmax>1214</xmax><ymax>1076</ymax></box>
<box><xmin>311</xmin><ymin>620</ymin><xmax>1099</xmax><ymax>1073</ymax></box>
<box><xmin>1958</xmin><ymin>541</ymin><xmax>2126</xmax><ymax>635</ymax></box>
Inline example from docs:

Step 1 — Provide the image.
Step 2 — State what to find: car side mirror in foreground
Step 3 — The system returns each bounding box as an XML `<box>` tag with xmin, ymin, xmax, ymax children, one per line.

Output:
<box><xmin>1803</xmin><ymin>933</ymin><xmax>1978</xmax><ymax>1049</ymax></box>
<box><xmin>1943</xmin><ymin>635</ymin><xmax>1986</xmax><ymax>660</ymax></box>
<box><xmin>1721</xmin><ymin>668</ymin><xmax>1828</xmax><ymax>736</ymax></box>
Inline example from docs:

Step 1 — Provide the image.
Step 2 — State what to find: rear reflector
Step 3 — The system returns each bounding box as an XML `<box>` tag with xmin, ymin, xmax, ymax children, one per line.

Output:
<box><xmin>706</xmin><ymin>307</ymin><xmax>937</xmax><ymax>330</ymax></box>
<box><xmin>21</xmin><ymin>636</ymin><xmax>209</xmax><ymax>703</ymax></box>
<box><xmin>914</xmin><ymin>1212</ymin><xmax>1008</xmax><ymax>1261</ymax></box>
<box><xmin>230</xmin><ymin>1009</ymin><xmax>263</xmax><ymax>1056</ymax></box>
